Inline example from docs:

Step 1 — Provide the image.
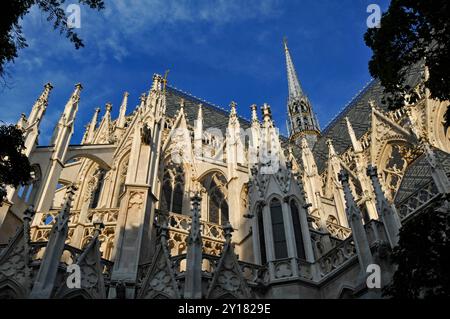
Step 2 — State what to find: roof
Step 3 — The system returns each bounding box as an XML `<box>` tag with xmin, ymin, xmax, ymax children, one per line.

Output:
<box><xmin>312</xmin><ymin>66</ymin><xmax>424</xmax><ymax>172</ymax></box>
<box><xmin>165</xmin><ymin>86</ymin><xmax>252</xmax><ymax>134</ymax></box>
<box><xmin>394</xmin><ymin>149</ymin><xmax>450</xmax><ymax>205</ymax></box>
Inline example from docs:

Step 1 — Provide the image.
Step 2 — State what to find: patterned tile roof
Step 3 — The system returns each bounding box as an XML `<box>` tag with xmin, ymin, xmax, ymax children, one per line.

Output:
<box><xmin>165</xmin><ymin>86</ymin><xmax>252</xmax><ymax>133</ymax></box>
<box><xmin>394</xmin><ymin>149</ymin><xmax>450</xmax><ymax>205</ymax></box>
<box><xmin>312</xmin><ymin>67</ymin><xmax>424</xmax><ymax>172</ymax></box>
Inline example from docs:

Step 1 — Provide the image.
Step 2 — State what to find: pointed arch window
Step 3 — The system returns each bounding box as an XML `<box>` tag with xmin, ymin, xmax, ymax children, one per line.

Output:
<box><xmin>270</xmin><ymin>198</ymin><xmax>288</xmax><ymax>259</ymax></box>
<box><xmin>208</xmin><ymin>179</ymin><xmax>228</xmax><ymax>225</ymax></box>
<box><xmin>290</xmin><ymin>200</ymin><xmax>306</xmax><ymax>260</ymax></box>
<box><xmin>90</xmin><ymin>169</ymin><xmax>106</xmax><ymax>209</ymax></box>
<box><xmin>160</xmin><ymin>164</ymin><xmax>185</xmax><ymax>214</ymax></box>
<box><xmin>257</xmin><ymin>204</ymin><xmax>267</xmax><ymax>264</ymax></box>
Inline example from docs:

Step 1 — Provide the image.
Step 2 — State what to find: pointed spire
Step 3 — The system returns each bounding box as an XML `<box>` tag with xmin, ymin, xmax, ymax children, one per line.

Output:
<box><xmin>327</xmin><ymin>138</ymin><xmax>337</xmax><ymax>157</ymax></box>
<box><xmin>250</xmin><ymin>104</ymin><xmax>259</xmax><ymax>124</ymax></box>
<box><xmin>197</xmin><ymin>103</ymin><xmax>203</xmax><ymax>122</ymax></box>
<box><xmin>230</xmin><ymin>101</ymin><xmax>237</xmax><ymax>117</ymax></box>
<box><xmin>284</xmin><ymin>38</ymin><xmax>320</xmax><ymax>146</ymax></box>
<box><xmin>338</xmin><ymin>171</ymin><xmax>373</xmax><ymax>272</ymax></box>
<box><xmin>50</xmin><ymin>83</ymin><xmax>82</xmax><ymax>147</ymax></box>
<box><xmin>62</xmin><ymin>83</ymin><xmax>82</xmax><ymax>121</ymax></box>
<box><xmin>28</xmin><ymin>82</ymin><xmax>53</xmax><ymax>125</ymax></box>
<box><xmin>367</xmin><ymin>165</ymin><xmax>401</xmax><ymax>248</ymax></box>
<box><xmin>17</xmin><ymin>113</ymin><xmax>28</xmax><ymax>130</ymax></box>
<box><xmin>194</xmin><ymin>104</ymin><xmax>203</xmax><ymax>158</ymax></box>
<box><xmin>30</xmin><ymin>185</ymin><xmax>78</xmax><ymax>299</ymax></box>
<box><xmin>195</xmin><ymin>103</ymin><xmax>203</xmax><ymax>136</ymax></box>
<box><xmin>85</xmin><ymin>107</ymin><xmax>100</xmax><ymax>144</ymax></box>
<box><xmin>345</xmin><ymin>117</ymin><xmax>362</xmax><ymax>153</ymax></box>
<box><xmin>184</xmin><ymin>193</ymin><xmax>203</xmax><ymax>299</ymax></box>
<box><xmin>284</xmin><ymin>37</ymin><xmax>304</xmax><ymax>101</ymax></box>
<box><xmin>139</xmin><ymin>93</ymin><xmax>146</xmax><ymax>110</ymax></box>
<box><xmin>228</xmin><ymin>101</ymin><xmax>240</xmax><ymax>128</ymax></box>
<box><xmin>179</xmin><ymin>98</ymin><xmax>185</xmax><ymax>111</ymax></box>
<box><xmin>117</xmin><ymin>92</ymin><xmax>129</xmax><ymax>129</ymax></box>
<box><xmin>261</xmin><ymin>103</ymin><xmax>273</xmax><ymax>125</ymax></box>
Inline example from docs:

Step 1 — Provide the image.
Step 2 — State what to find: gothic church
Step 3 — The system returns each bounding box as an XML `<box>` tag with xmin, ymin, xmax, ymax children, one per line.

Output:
<box><xmin>0</xmin><ymin>41</ymin><xmax>449</xmax><ymax>299</ymax></box>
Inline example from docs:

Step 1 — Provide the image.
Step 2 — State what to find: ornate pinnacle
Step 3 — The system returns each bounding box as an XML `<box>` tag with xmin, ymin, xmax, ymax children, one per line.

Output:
<box><xmin>93</xmin><ymin>219</ymin><xmax>105</xmax><ymax>237</ymax></box>
<box><xmin>250</xmin><ymin>104</ymin><xmax>258</xmax><ymax>123</ymax></box>
<box><xmin>222</xmin><ymin>221</ymin><xmax>234</xmax><ymax>243</ymax></box>
<box><xmin>23</xmin><ymin>206</ymin><xmax>36</xmax><ymax>223</ymax></box>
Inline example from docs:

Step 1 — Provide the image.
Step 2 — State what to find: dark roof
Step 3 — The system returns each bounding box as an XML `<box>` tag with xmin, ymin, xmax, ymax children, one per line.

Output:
<box><xmin>394</xmin><ymin>149</ymin><xmax>450</xmax><ymax>205</ymax></box>
<box><xmin>165</xmin><ymin>86</ymin><xmax>252</xmax><ymax>133</ymax></box>
<box><xmin>312</xmin><ymin>67</ymin><xmax>424</xmax><ymax>172</ymax></box>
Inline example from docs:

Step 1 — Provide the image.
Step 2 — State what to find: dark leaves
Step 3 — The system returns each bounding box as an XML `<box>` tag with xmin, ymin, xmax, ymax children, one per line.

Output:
<box><xmin>0</xmin><ymin>0</ymin><xmax>105</xmax><ymax>79</ymax></box>
<box><xmin>364</xmin><ymin>0</ymin><xmax>450</xmax><ymax>128</ymax></box>
<box><xmin>0</xmin><ymin>124</ymin><xmax>32</xmax><ymax>201</ymax></box>
<box><xmin>383</xmin><ymin>200</ymin><xmax>450</xmax><ymax>298</ymax></box>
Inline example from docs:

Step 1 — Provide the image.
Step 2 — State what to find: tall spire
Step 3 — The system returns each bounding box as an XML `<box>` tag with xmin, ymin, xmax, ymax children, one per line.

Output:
<box><xmin>28</xmin><ymin>82</ymin><xmax>53</xmax><ymax>126</ymax></box>
<box><xmin>284</xmin><ymin>38</ymin><xmax>320</xmax><ymax>148</ymax></box>
<box><xmin>284</xmin><ymin>37</ymin><xmax>304</xmax><ymax>102</ymax></box>
<box><xmin>117</xmin><ymin>92</ymin><xmax>129</xmax><ymax>129</ymax></box>
<box><xmin>84</xmin><ymin>107</ymin><xmax>100</xmax><ymax>144</ymax></box>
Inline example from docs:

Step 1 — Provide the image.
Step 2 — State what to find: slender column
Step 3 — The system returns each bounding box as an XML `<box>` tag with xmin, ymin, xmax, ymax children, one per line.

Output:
<box><xmin>29</xmin><ymin>185</ymin><xmax>77</xmax><ymax>299</ymax></box>
<box><xmin>184</xmin><ymin>193</ymin><xmax>203</xmax><ymax>299</ymax></box>
<box><xmin>367</xmin><ymin>165</ymin><xmax>401</xmax><ymax>248</ymax></box>
<box><xmin>338</xmin><ymin>171</ymin><xmax>373</xmax><ymax>274</ymax></box>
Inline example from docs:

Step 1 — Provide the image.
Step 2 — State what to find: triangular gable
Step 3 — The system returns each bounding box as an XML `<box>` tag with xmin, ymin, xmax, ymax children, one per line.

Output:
<box><xmin>206</xmin><ymin>236</ymin><xmax>252</xmax><ymax>299</ymax></box>
<box><xmin>370</xmin><ymin>107</ymin><xmax>414</xmax><ymax>164</ymax></box>
<box><xmin>137</xmin><ymin>231</ymin><xmax>180</xmax><ymax>299</ymax></box>
<box><xmin>55</xmin><ymin>235</ymin><xmax>106</xmax><ymax>299</ymax></box>
<box><xmin>0</xmin><ymin>228</ymin><xmax>30</xmax><ymax>297</ymax></box>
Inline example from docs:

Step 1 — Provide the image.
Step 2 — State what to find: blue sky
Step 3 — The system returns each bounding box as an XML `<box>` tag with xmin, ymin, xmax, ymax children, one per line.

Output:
<box><xmin>0</xmin><ymin>0</ymin><xmax>390</xmax><ymax>144</ymax></box>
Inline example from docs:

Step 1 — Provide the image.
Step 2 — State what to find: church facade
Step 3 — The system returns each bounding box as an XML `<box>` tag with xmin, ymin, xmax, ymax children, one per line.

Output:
<box><xmin>0</xmin><ymin>42</ymin><xmax>449</xmax><ymax>299</ymax></box>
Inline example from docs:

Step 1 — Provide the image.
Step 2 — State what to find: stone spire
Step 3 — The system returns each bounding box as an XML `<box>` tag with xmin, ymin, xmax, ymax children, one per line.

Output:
<box><xmin>229</xmin><ymin>101</ymin><xmax>238</xmax><ymax>124</ymax></box>
<box><xmin>28</xmin><ymin>82</ymin><xmax>53</xmax><ymax>126</ymax></box>
<box><xmin>338</xmin><ymin>171</ymin><xmax>373</xmax><ymax>273</ymax></box>
<box><xmin>251</xmin><ymin>104</ymin><xmax>259</xmax><ymax>125</ymax></box>
<box><xmin>194</xmin><ymin>103</ymin><xmax>203</xmax><ymax>158</ymax></box>
<box><xmin>345</xmin><ymin>117</ymin><xmax>363</xmax><ymax>153</ymax></box>
<box><xmin>84</xmin><ymin>107</ymin><xmax>100</xmax><ymax>144</ymax></box>
<box><xmin>325</xmin><ymin>139</ymin><xmax>348</xmax><ymax>227</ymax></box>
<box><xmin>284</xmin><ymin>38</ymin><xmax>320</xmax><ymax>147</ymax></box>
<box><xmin>50</xmin><ymin>83</ymin><xmax>82</xmax><ymax>147</ymax></box>
<box><xmin>34</xmin><ymin>84</ymin><xmax>81</xmax><ymax>214</ymax></box>
<box><xmin>345</xmin><ymin>117</ymin><xmax>378</xmax><ymax>220</ymax></box>
<box><xmin>184</xmin><ymin>193</ymin><xmax>203</xmax><ymax>299</ymax></box>
<box><xmin>261</xmin><ymin>103</ymin><xmax>273</xmax><ymax>126</ymax></box>
<box><xmin>30</xmin><ymin>185</ymin><xmax>77</xmax><ymax>299</ymax></box>
<box><xmin>367</xmin><ymin>165</ymin><xmax>401</xmax><ymax>248</ymax></box>
<box><xmin>117</xmin><ymin>92</ymin><xmax>129</xmax><ymax>129</ymax></box>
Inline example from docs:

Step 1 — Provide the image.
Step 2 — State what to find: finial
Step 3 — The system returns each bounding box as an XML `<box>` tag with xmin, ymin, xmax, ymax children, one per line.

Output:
<box><xmin>23</xmin><ymin>206</ymin><xmax>36</xmax><ymax>222</ymax></box>
<box><xmin>93</xmin><ymin>219</ymin><xmax>105</xmax><ymax>237</ymax></box>
<box><xmin>338</xmin><ymin>170</ymin><xmax>349</xmax><ymax>184</ymax></box>
<box><xmin>44</xmin><ymin>82</ymin><xmax>54</xmax><ymax>90</ymax></box>
<box><xmin>366</xmin><ymin>165</ymin><xmax>378</xmax><ymax>178</ymax></box>
<box><xmin>75</xmin><ymin>83</ymin><xmax>83</xmax><ymax>90</ymax></box>
<box><xmin>262</xmin><ymin>103</ymin><xmax>272</xmax><ymax>121</ymax></box>
<box><xmin>180</xmin><ymin>98</ymin><xmax>185</xmax><ymax>109</ymax></box>
<box><xmin>283</xmin><ymin>36</ymin><xmax>288</xmax><ymax>49</ymax></box>
<box><xmin>105</xmin><ymin>103</ymin><xmax>112</xmax><ymax>113</ymax></box>
<box><xmin>223</xmin><ymin>221</ymin><xmax>234</xmax><ymax>243</ymax></box>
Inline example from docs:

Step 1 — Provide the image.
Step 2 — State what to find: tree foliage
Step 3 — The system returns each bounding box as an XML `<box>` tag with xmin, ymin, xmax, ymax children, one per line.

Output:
<box><xmin>365</xmin><ymin>0</ymin><xmax>450</xmax><ymax>113</ymax></box>
<box><xmin>383</xmin><ymin>199</ymin><xmax>450</xmax><ymax>298</ymax></box>
<box><xmin>0</xmin><ymin>124</ymin><xmax>33</xmax><ymax>202</ymax></box>
<box><xmin>0</xmin><ymin>0</ymin><xmax>105</xmax><ymax>78</ymax></box>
